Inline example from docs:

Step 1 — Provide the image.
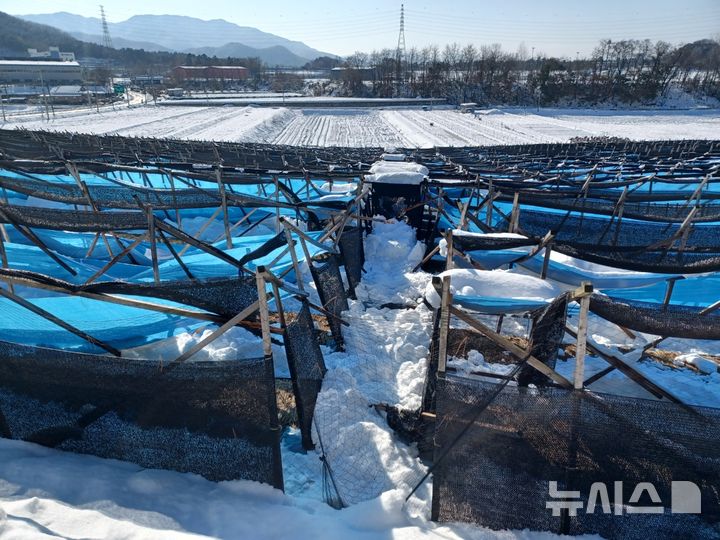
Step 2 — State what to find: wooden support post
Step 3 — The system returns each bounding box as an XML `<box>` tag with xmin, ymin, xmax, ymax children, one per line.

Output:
<box><xmin>147</xmin><ymin>210</ymin><xmax>160</xmax><ymax>284</ymax></box>
<box><xmin>0</xmin><ymin>232</ymin><xmax>14</xmax><ymax>294</ymax></box>
<box><xmin>662</xmin><ymin>277</ymin><xmax>680</xmax><ymax>311</ymax></box>
<box><xmin>413</xmin><ymin>244</ymin><xmax>440</xmax><ymax>273</ymax></box>
<box><xmin>256</xmin><ymin>267</ymin><xmax>273</xmax><ymax>358</ymax></box>
<box><xmin>168</xmin><ymin>171</ymin><xmax>182</xmax><ymax>230</ymax></box>
<box><xmin>541</xmin><ymin>241</ymin><xmax>553</xmax><ymax>280</ymax></box>
<box><xmin>445</xmin><ymin>229</ymin><xmax>454</xmax><ymax>271</ymax></box>
<box><xmin>485</xmin><ymin>182</ymin><xmax>494</xmax><ymax>226</ymax></box>
<box><xmin>280</xmin><ymin>216</ymin><xmax>339</xmax><ymax>254</ymax></box>
<box><xmin>572</xmin><ymin>282</ymin><xmax>593</xmax><ymax>390</ymax></box>
<box><xmin>212</xmin><ymin>208</ymin><xmax>259</xmax><ymax>243</ymax></box>
<box><xmin>0</xmin><ymin>223</ymin><xmax>9</xmax><ymax>243</ymax></box>
<box><xmin>82</xmin><ymin>236</ymin><xmax>144</xmax><ymax>286</ymax></box>
<box><xmin>170</xmin><ymin>300</ymin><xmax>261</xmax><ymax>365</ymax></box>
<box><xmin>509</xmin><ymin>191</ymin><xmax>520</xmax><ymax>233</ymax></box>
<box><xmin>436</xmin><ymin>276</ymin><xmax>452</xmax><ymax>375</ymax></box>
<box><xmin>449</xmin><ymin>305</ymin><xmax>574</xmax><ymax>388</ymax></box>
<box><xmin>283</xmin><ymin>226</ymin><xmax>305</xmax><ymax>292</ymax></box>
<box><xmin>157</xmin><ymin>228</ymin><xmax>194</xmax><ymax>281</ymax></box>
<box><xmin>216</xmin><ymin>167</ymin><xmax>233</xmax><ymax>249</ymax></box>
<box><xmin>274</xmin><ymin>176</ymin><xmax>281</xmax><ymax>234</ymax></box>
<box><xmin>565</xmin><ymin>325</ymin><xmax>685</xmax><ymax>404</ymax></box>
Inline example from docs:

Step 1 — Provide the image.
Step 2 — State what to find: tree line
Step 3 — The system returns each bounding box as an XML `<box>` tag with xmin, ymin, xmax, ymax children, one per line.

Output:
<box><xmin>334</xmin><ymin>38</ymin><xmax>720</xmax><ymax>105</ymax></box>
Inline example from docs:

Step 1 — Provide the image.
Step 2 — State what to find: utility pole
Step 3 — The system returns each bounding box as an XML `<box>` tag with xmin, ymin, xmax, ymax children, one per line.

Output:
<box><xmin>38</xmin><ymin>70</ymin><xmax>50</xmax><ymax>121</ymax></box>
<box><xmin>0</xmin><ymin>85</ymin><xmax>6</xmax><ymax>122</ymax></box>
<box><xmin>395</xmin><ymin>4</ymin><xmax>406</xmax><ymax>98</ymax></box>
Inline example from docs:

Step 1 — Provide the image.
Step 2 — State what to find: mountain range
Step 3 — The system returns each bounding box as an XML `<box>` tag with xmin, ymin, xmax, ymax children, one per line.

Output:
<box><xmin>18</xmin><ymin>13</ymin><xmax>336</xmax><ymax>66</ymax></box>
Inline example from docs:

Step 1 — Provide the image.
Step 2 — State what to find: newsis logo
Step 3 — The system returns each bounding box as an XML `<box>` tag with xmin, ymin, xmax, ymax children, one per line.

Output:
<box><xmin>546</xmin><ymin>481</ymin><xmax>702</xmax><ymax>516</ymax></box>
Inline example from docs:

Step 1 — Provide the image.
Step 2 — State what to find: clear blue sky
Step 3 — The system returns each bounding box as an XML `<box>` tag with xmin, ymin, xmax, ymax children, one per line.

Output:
<box><xmin>5</xmin><ymin>0</ymin><xmax>720</xmax><ymax>57</ymax></box>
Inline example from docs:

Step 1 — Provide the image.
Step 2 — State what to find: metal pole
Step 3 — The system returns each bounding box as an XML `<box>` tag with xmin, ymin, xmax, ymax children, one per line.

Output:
<box><xmin>0</xmin><ymin>85</ymin><xmax>6</xmax><ymax>122</ymax></box>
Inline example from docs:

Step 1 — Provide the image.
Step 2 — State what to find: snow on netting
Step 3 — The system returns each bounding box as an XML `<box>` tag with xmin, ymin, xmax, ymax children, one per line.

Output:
<box><xmin>0</xmin><ymin>340</ymin><xmax>283</xmax><ymax>488</ymax></box>
<box><xmin>308</xmin><ymin>219</ymin><xmax>434</xmax><ymax>507</ymax></box>
<box><xmin>432</xmin><ymin>375</ymin><xmax>720</xmax><ymax>539</ymax></box>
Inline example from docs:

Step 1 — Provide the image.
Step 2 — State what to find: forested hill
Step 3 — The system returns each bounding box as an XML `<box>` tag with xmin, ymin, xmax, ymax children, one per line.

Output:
<box><xmin>0</xmin><ymin>12</ymin><xmax>263</xmax><ymax>74</ymax></box>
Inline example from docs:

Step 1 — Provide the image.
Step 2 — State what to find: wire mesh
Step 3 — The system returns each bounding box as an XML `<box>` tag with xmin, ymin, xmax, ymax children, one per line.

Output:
<box><xmin>432</xmin><ymin>375</ymin><xmax>720</xmax><ymax>538</ymax></box>
<box><xmin>0</xmin><ymin>340</ymin><xmax>283</xmax><ymax>487</ymax></box>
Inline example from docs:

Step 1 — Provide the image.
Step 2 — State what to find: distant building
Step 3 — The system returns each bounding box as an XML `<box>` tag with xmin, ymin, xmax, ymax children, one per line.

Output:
<box><xmin>172</xmin><ymin>66</ymin><xmax>249</xmax><ymax>82</ymax></box>
<box><xmin>27</xmin><ymin>47</ymin><xmax>76</xmax><ymax>62</ymax></box>
<box><xmin>0</xmin><ymin>60</ymin><xmax>83</xmax><ymax>84</ymax></box>
<box><xmin>330</xmin><ymin>67</ymin><xmax>375</xmax><ymax>81</ymax></box>
<box><xmin>133</xmin><ymin>75</ymin><xmax>165</xmax><ymax>86</ymax></box>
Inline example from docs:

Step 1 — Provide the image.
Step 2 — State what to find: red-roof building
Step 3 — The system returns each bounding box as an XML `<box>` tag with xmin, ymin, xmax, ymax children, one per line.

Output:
<box><xmin>172</xmin><ymin>66</ymin><xmax>249</xmax><ymax>81</ymax></box>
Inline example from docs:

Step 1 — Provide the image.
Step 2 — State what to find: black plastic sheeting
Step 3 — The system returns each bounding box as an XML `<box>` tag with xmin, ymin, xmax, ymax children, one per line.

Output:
<box><xmin>284</xmin><ymin>300</ymin><xmax>326</xmax><ymax>450</ymax></box>
<box><xmin>452</xmin><ymin>233</ymin><xmax>537</xmax><ymax>252</ymax></box>
<box><xmin>505</xmin><ymin>208</ymin><xmax>720</xmax><ymax>250</ymax></box>
<box><xmin>338</xmin><ymin>225</ymin><xmax>364</xmax><ymax>298</ymax></box>
<box><xmin>432</xmin><ymin>376</ymin><xmax>720</xmax><ymax>538</ymax></box>
<box><xmin>0</xmin><ymin>203</ymin><xmax>148</xmax><ymax>232</ymax></box>
<box><xmin>589</xmin><ymin>294</ymin><xmax>720</xmax><ymax>340</ymax></box>
<box><xmin>309</xmin><ymin>254</ymin><xmax>349</xmax><ymax>347</ymax></box>
<box><xmin>518</xmin><ymin>293</ymin><xmax>569</xmax><ymax>387</ymax></box>
<box><xmin>553</xmin><ymin>244</ymin><xmax>720</xmax><ymax>274</ymax></box>
<box><xmin>0</xmin><ymin>340</ymin><xmax>283</xmax><ymax>487</ymax></box>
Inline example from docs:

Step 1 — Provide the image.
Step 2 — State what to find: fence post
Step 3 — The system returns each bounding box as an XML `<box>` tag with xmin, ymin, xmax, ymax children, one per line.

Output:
<box><xmin>573</xmin><ymin>281</ymin><xmax>593</xmax><ymax>390</ymax></box>
<box><xmin>437</xmin><ymin>275</ymin><xmax>452</xmax><ymax>375</ymax></box>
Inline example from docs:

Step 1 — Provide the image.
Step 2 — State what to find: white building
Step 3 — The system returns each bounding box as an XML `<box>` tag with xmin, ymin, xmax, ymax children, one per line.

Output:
<box><xmin>27</xmin><ymin>47</ymin><xmax>76</xmax><ymax>62</ymax></box>
<box><xmin>0</xmin><ymin>60</ymin><xmax>83</xmax><ymax>84</ymax></box>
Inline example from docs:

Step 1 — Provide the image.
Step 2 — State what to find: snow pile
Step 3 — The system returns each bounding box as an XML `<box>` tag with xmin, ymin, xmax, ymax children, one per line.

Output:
<box><xmin>304</xmin><ymin>220</ymin><xmax>435</xmax><ymax>505</ymax></box>
<box><xmin>122</xmin><ymin>326</ymin><xmax>290</xmax><ymax>377</ymax></box>
<box><xmin>318</xmin><ymin>181</ymin><xmax>356</xmax><ymax>194</ymax></box>
<box><xmin>354</xmin><ymin>219</ymin><xmax>428</xmax><ymax>305</ymax></box>
<box><xmin>365</xmin><ymin>161</ymin><xmax>429</xmax><ymax>185</ymax></box>
<box><xmin>448</xmin><ymin>349</ymin><xmax>516</xmax><ymax>377</ymax></box>
<box><xmin>424</xmin><ymin>268</ymin><xmax>561</xmax><ymax>309</ymax></box>
<box><xmin>0</xmin><ymin>437</ymin><xmax>569</xmax><ymax>540</ymax></box>
<box><xmin>675</xmin><ymin>353</ymin><xmax>719</xmax><ymax>375</ymax></box>
<box><xmin>380</xmin><ymin>153</ymin><xmax>406</xmax><ymax>161</ymax></box>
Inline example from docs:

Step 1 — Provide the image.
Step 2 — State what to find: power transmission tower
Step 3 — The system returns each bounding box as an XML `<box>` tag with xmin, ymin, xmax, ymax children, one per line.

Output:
<box><xmin>395</xmin><ymin>4</ymin><xmax>406</xmax><ymax>97</ymax></box>
<box><xmin>100</xmin><ymin>5</ymin><xmax>113</xmax><ymax>49</ymax></box>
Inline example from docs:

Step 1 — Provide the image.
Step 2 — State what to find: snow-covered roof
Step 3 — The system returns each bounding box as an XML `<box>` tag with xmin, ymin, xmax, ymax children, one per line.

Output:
<box><xmin>0</xmin><ymin>60</ymin><xmax>80</xmax><ymax>67</ymax></box>
<box><xmin>365</xmin><ymin>160</ymin><xmax>429</xmax><ymax>185</ymax></box>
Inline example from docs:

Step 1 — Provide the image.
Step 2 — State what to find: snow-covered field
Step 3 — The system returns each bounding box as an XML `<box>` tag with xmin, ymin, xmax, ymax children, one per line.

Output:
<box><xmin>4</xmin><ymin>104</ymin><xmax>719</xmax><ymax>148</ymax></box>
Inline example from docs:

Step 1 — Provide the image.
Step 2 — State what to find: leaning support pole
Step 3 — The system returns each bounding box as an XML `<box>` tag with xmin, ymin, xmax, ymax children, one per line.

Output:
<box><xmin>572</xmin><ymin>282</ymin><xmax>593</xmax><ymax>390</ymax></box>
<box><xmin>437</xmin><ymin>276</ymin><xmax>452</xmax><ymax>375</ymax></box>
<box><xmin>449</xmin><ymin>305</ymin><xmax>574</xmax><ymax>389</ymax></box>
<box><xmin>216</xmin><ymin>167</ymin><xmax>233</xmax><ymax>249</ymax></box>
<box><xmin>445</xmin><ymin>229</ymin><xmax>454</xmax><ymax>271</ymax></box>
<box><xmin>256</xmin><ymin>267</ymin><xmax>273</xmax><ymax>359</ymax></box>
